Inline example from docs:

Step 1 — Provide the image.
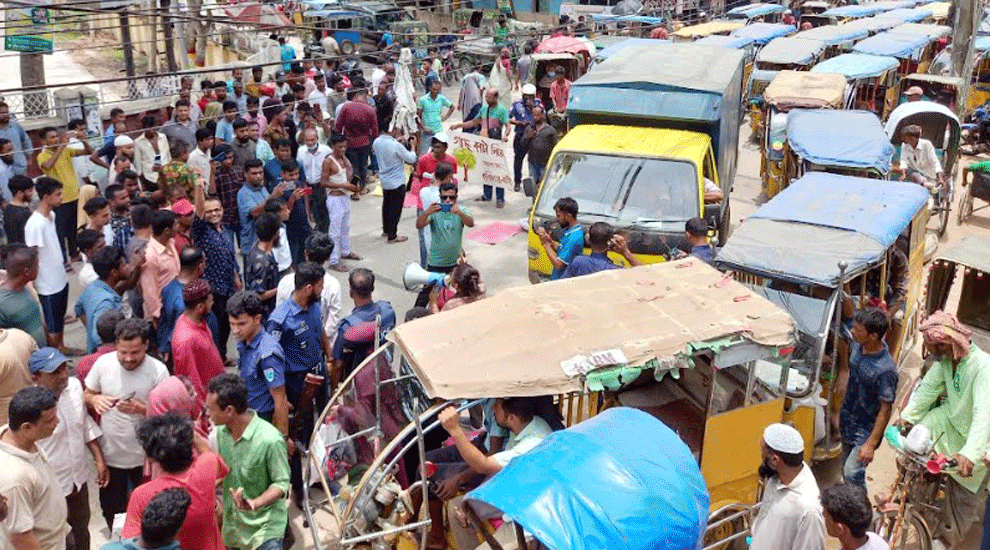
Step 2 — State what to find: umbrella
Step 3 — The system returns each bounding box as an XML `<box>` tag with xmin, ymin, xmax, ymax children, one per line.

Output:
<box><xmin>535</xmin><ymin>35</ymin><xmax>595</xmax><ymax>57</ymax></box>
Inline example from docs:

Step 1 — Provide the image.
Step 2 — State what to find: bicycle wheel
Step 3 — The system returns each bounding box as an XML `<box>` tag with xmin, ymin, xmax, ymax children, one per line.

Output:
<box><xmin>874</xmin><ymin>507</ymin><xmax>932</xmax><ymax>550</ymax></box>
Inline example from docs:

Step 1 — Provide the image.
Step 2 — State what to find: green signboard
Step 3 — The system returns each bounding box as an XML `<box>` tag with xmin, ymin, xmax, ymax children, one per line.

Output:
<box><xmin>4</xmin><ymin>7</ymin><xmax>53</xmax><ymax>54</ymax></box>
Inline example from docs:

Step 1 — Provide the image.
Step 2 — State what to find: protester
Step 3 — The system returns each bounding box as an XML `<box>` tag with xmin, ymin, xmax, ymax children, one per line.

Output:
<box><xmin>520</xmin><ymin>105</ymin><xmax>557</xmax><ymax>188</ymax></box>
<box><xmin>74</xmin><ymin>246</ymin><xmax>126</xmax><ymax>353</ymax></box>
<box><xmin>750</xmin><ymin>423</ymin><xmax>826</xmax><ymax>550</ymax></box>
<box><xmin>101</xmin><ymin>488</ymin><xmax>190</xmax><ymax>550</ymax></box>
<box><xmin>335</xmin><ymin>86</ymin><xmax>378</xmax><ymax>196</ymax></box>
<box><xmin>323</xmin><ymin>134</ymin><xmax>361</xmax><ymax>272</ymax></box>
<box><xmin>132</xmin><ymin>115</ymin><xmax>171</xmax><ymax>194</ymax></box>
<box><xmin>211</xmin><ymin>143</ymin><xmax>243</xmax><ymax>233</ymax></box>
<box><xmin>192</xmin><ymin>179</ymin><xmax>241</xmax><ymax>361</ymax></box>
<box><xmin>415</xmin><ymin>182</ymin><xmax>474</xmax><ymax>307</ymax></box>
<box><xmin>0</xmin><ymin>327</ymin><xmax>34</xmax><ymax>427</ymax></box>
<box><xmin>139</xmin><ymin>210</ymin><xmax>180</xmax><ymax>323</ymax></box>
<box><xmin>206</xmin><ymin>373</ymin><xmax>291</xmax><ymax>550</ymax></box>
<box><xmin>536</xmin><ymin>197</ymin><xmax>582</xmax><ymax>280</ymax></box>
<box><xmin>267</xmin><ymin>155</ymin><xmax>309</xmax><ymax>264</ymax></box>
<box><xmin>297</xmin><ymin>128</ymin><xmax>331</xmax><ymax>234</ymax></box>
<box><xmin>76</xmin><ymin>310</ymin><xmax>123</xmax><ymax>384</ymax></box>
<box><xmin>899</xmin><ymin>311</ymin><xmax>990</xmax><ymax>548</ymax></box>
<box><xmin>821</xmin><ymin>483</ymin><xmax>890</xmax><ymax>550</ymax></box>
<box><xmin>238</xmin><ymin>159</ymin><xmax>281</xmax><ymax>255</ymax></box>
<box><xmin>162</xmin><ymin>100</ymin><xmax>198</xmax><ymax>151</ymax></box>
<box><xmin>243</xmin><ymin>212</ymin><xmax>281</xmax><ymax>316</ymax></box>
<box><xmin>25</xmin><ymin>178</ymin><xmax>75</xmax><ymax>354</ymax></box>
<box><xmin>0</xmin><ymin>102</ymin><xmax>32</xmax><ymax>176</ymax></box>
<box><xmin>417</xmin><ymin>80</ymin><xmax>454</xmax><ymax>155</ymax></box>
<box><xmin>264</xmin><ymin>199</ymin><xmax>292</xmax><ymax>274</ymax></box>
<box><xmin>160</xmin><ymin>143</ymin><xmax>197</xmax><ymax>202</ymax></box>
<box><xmin>38</xmin><ymin>127</ymin><xmax>92</xmax><ymax>262</ymax></box>
<box><xmin>433</xmin><ymin>262</ymin><xmax>486</xmax><ymax>312</ymax></box>
<box><xmin>0</xmin><ymin>246</ymin><xmax>46</xmax><ymax>346</ymax></box>
<box><xmin>84</xmin><ymin>318</ymin><xmax>169</xmax><ymax>528</ymax></box>
<box><xmin>32</xmin><ymin>347</ymin><xmax>108</xmax><ymax>550</ymax></box>
<box><xmin>0</xmin><ymin>386</ymin><xmax>67</xmax><ymax>550</ymax></box>
<box><xmin>562</xmin><ymin>222</ymin><xmax>642</xmax><ymax>278</ymax></box>
<box><xmin>171</xmin><ymin>279</ymin><xmax>225</xmax><ymax>402</ymax></box>
<box><xmin>123</xmin><ymin>413</ymin><xmax>227</xmax><ymax>550</ymax></box>
<box><xmin>3</xmin><ymin>175</ymin><xmax>33</xmax><ymax>244</ymax></box>
<box><xmin>372</xmin><ymin>120</ymin><xmax>417</xmax><ymax>243</ymax></box>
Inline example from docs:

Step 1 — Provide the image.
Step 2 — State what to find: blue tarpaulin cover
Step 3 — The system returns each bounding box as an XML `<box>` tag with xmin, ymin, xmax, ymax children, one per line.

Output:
<box><xmin>756</xmin><ymin>36</ymin><xmax>826</xmax><ymax>65</ymax></box>
<box><xmin>695</xmin><ymin>34</ymin><xmax>755</xmax><ymax>48</ymax></box>
<box><xmin>852</xmin><ymin>31</ymin><xmax>929</xmax><ymax>58</ymax></box>
<box><xmin>811</xmin><ymin>52</ymin><xmax>900</xmax><ymax>80</ymax></box>
<box><xmin>715</xmin><ymin>172</ymin><xmax>929</xmax><ymax>285</ymax></box>
<box><xmin>730</xmin><ymin>22</ymin><xmax>797</xmax><ymax>44</ymax></box>
<box><xmin>823</xmin><ymin>4</ymin><xmax>886</xmax><ymax>17</ymax></box>
<box><xmin>787</xmin><ymin>109</ymin><xmax>894</xmax><ymax>172</ymax></box>
<box><xmin>466</xmin><ymin>407</ymin><xmax>710</xmax><ymax>550</ymax></box>
<box><xmin>795</xmin><ymin>24</ymin><xmax>869</xmax><ymax>45</ymax></box>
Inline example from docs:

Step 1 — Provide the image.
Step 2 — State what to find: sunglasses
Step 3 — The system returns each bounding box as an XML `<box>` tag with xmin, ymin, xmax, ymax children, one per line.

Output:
<box><xmin>440</xmin><ymin>195</ymin><xmax>457</xmax><ymax>202</ymax></box>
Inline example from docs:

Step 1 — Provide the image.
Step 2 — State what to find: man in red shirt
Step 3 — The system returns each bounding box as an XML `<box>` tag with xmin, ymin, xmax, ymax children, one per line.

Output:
<box><xmin>411</xmin><ymin>133</ymin><xmax>459</xmax><ymax>210</ymax></box>
<box><xmin>170</xmin><ymin>279</ymin><xmax>225</xmax><ymax>404</ymax></box>
<box><xmin>334</xmin><ymin>86</ymin><xmax>378</xmax><ymax>197</ymax></box>
<box><xmin>76</xmin><ymin>309</ymin><xmax>123</xmax><ymax>384</ymax></box>
<box><xmin>124</xmin><ymin>413</ymin><xmax>229</xmax><ymax>550</ymax></box>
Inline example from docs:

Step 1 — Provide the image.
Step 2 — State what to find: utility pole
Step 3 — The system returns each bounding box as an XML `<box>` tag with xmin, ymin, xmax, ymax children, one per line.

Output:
<box><xmin>162</xmin><ymin>0</ymin><xmax>178</xmax><ymax>73</ymax></box>
<box><xmin>19</xmin><ymin>51</ymin><xmax>47</xmax><ymax>117</ymax></box>
<box><xmin>118</xmin><ymin>10</ymin><xmax>138</xmax><ymax>98</ymax></box>
<box><xmin>950</xmin><ymin>0</ymin><xmax>980</xmax><ymax>112</ymax></box>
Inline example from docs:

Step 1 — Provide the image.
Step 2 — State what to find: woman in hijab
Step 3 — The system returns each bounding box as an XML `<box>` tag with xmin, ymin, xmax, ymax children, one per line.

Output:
<box><xmin>148</xmin><ymin>375</ymin><xmax>210</xmax><ymax>438</ymax></box>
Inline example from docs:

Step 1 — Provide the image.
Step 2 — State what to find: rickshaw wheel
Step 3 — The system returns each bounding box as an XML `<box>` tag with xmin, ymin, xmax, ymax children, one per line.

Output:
<box><xmin>936</xmin><ymin>198</ymin><xmax>950</xmax><ymax>238</ymax></box>
<box><xmin>341</xmin><ymin>40</ymin><xmax>355</xmax><ymax>55</ymax></box>
<box><xmin>717</xmin><ymin>204</ymin><xmax>731</xmax><ymax>246</ymax></box>
<box><xmin>957</xmin><ymin>189</ymin><xmax>973</xmax><ymax>224</ymax></box>
<box><xmin>703</xmin><ymin>510</ymin><xmax>748</xmax><ymax>550</ymax></box>
<box><xmin>873</xmin><ymin>507</ymin><xmax>931</xmax><ymax>550</ymax></box>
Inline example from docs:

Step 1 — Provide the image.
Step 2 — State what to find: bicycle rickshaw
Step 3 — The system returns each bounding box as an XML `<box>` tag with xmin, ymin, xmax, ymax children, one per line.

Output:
<box><xmin>726</xmin><ymin>2</ymin><xmax>787</xmax><ymax>23</ymax></box>
<box><xmin>795</xmin><ymin>24</ymin><xmax>869</xmax><ymax>56</ymax></box>
<box><xmin>671</xmin><ymin>20</ymin><xmax>745</xmax><ymax>42</ymax></box>
<box><xmin>782</xmin><ymin>109</ymin><xmax>894</xmax><ymax>189</ymax></box>
<box><xmin>716</xmin><ymin>172</ymin><xmax>932</xmax><ymax>460</ymax></box>
<box><xmin>747</xmin><ymin>37</ymin><xmax>827</xmax><ymax>134</ymax></box>
<box><xmin>884</xmin><ymin>100</ymin><xmax>960</xmax><ymax>236</ymax></box>
<box><xmin>925</xmin><ymin>236</ymin><xmax>990</xmax><ymax>351</ymax></box>
<box><xmin>811</xmin><ymin>52</ymin><xmax>900</xmax><ymax>118</ymax></box>
<box><xmin>302</xmin><ymin>259</ymin><xmax>801</xmax><ymax>550</ymax></box>
<box><xmin>897</xmin><ymin>73</ymin><xmax>965</xmax><ymax>113</ymax></box>
<box><xmin>853</xmin><ymin>29</ymin><xmax>944</xmax><ymax>79</ymax></box>
<box><xmin>462</xmin><ymin>408</ymin><xmax>710</xmax><ymax>550</ymax></box>
<box><xmin>959</xmin><ymin>163</ymin><xmax>990</xmax><ymax>224</ymax></box>
<box><xmin>759</xmin><ymin>71</ymin><xmax>848</xmax><ymax>197</ymax></box>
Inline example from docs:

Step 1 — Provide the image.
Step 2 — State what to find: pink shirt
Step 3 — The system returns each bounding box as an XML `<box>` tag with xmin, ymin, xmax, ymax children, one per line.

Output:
<box><xmin>550</xmin><ymin>79</ymin><xmax>572</xmax><ymax>113</ymax></box>
<box><xmin>140</xmin><ymin>237</ymin><xmax>180</xmax><ymax>320</ymax></box>
<box><xmin>122</xmin><ymin>452</ymin><xmax>229</xmax><ymax>550</ymax></box>
<box><xmin>170</xmin><ymin>314</ymin><xmax>226</xmax><ymax>404</ymax></box>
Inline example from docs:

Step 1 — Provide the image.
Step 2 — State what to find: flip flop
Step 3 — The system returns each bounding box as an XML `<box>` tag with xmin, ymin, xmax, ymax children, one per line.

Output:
<box><xmin>329</xmin><ymin>263</ymin><xmax>349</xmax><ymax>273</ymax></box>
<box><xmin>387</xmin><ymin>236</ymin><xmax>409</xmax><ymax>243</ymax></box>
<box><xmin>342</xmin><ymin>253</ymin><xmax>362</xmax><ymax>260</ymax></box>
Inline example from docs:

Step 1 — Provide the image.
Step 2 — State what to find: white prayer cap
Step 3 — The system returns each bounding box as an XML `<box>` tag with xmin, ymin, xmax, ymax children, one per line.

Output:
<box><xmin>521</xmin><ymin>83</ymin><xmax>537</xmax><ymax>96</ymax></box>
<box><xmin>763</xmin><ymin>423</ymin><xmax>804</xmax><ymax>454</ymax></box>
<box><xmin>114</xmin><ymin>135</ymin><xmax>134</xmax><ymax>147</ymax></box>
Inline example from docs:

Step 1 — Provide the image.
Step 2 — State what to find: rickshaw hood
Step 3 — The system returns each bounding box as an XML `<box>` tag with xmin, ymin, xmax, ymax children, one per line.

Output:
<box><xmin>695</xmin><ymin>34</ymin><xmax>755</xmax><ymax>48</ymax></box>
<box><xmin>786</xmin><ymin>109</ymin><xmax>894</xmax><ymax>172</ymax></box>
<box><xmin>389</xmin><ymin>260</ymin><xmax>796</xmax><ymax>399</ymax></box>
<box><xmin>756</xmin><ymin>37</ymin><xmax>826</xmax><ymax>66</ymax></box>
<box><xmin>934</xmin><ymin>236</ymin><xmax>990</xmax><ymax>275</ymax></box>
<box><xmin>466</xmin><ymin>408</ymin><xmax>709</xmax><ymax>550</ymax></box>
<box><xmin>672</xmin><ymin>20</ymin><xmax>745</xmax><ymax>38</ymax></box>
<box><xmin>889</xmin><ymin>22</ymin><xmax>952</xmax><ymax>39</ymax></box>
<box><xmin>884</xmin><ymin>101</ymin><xmax>959</xmax><ymax>140</ymax></box>
<box><xmin>795</xmin><ymin>23</ymin><xmax>868</xmax><ymax>45</ymax></box>
<box><xmin>730</xmin><ymin>22</ymin><xmax>797</xmax><ymax>44</ymax></box>
<box><xmin>811</xmin><ymin>52</ymin><xmax>899</xmax><ymax>81</ymax></box>
<box><xmin>852</xmin><ymin>31</ymin><xmax>929</xmax><ymax>59</ymax></box>
<box><xmin>764</xmin><ymin>70</ymin><xmax>847</xmax><ymax>109</ymax></box>
<box><xmin>716</xmin><ymin>173</ymin><xmax>929</xmax><ymax>286</ymax></box>
<box><xmin>823</xmin><ymin>4</ymin><xmax>886</xmax><ymax>17</ymax></box>
<box><xmin>841</xmin><ymin>14</ymin><xmax>911</xmax><ymax>33</ymax></box>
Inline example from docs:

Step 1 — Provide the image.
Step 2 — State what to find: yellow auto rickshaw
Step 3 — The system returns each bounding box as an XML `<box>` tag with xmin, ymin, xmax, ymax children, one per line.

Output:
<box><xmin>717</xmin><ymin>172</ymin><xmax>931</xmax><ymax>460</ymax></box>
<box><xmin>303</xmin><ymin>259</ymin><xmax>804</xmax><ymax>550</ymax></box>
<box><xmin>759</xmin><ymin>71</ymin><xmax>848</xmax><ymax>197</ymax></box>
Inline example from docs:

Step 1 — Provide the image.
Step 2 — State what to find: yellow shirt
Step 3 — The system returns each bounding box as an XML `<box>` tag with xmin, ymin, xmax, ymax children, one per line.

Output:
<box><xmin>37</xmin><ymin>147</ymin><xmax>85</xmax><ymax>202</ymax></box>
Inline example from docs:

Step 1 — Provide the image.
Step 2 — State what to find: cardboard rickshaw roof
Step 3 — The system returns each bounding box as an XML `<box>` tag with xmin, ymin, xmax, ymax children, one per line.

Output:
<box><xmin>389</xmin><ymin>259</ymin><xmax>797</xmax><ymax>399</ymax></box>
<box><xmin>763</xmin><ymin>70</ymin><xmax>848</xmax><ymax>108</ymax></box>
<box><xmin>933</xmin><ymin>236</ymin><xmax>990</xmax><ymax>274</ymax></box>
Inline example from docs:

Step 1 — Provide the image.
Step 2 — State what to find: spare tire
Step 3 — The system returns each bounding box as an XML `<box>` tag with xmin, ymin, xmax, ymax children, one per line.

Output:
<box><xmin>340</xmin><ymin>40</ymin><xmax>355</xmax><ymax>55</ymax></box>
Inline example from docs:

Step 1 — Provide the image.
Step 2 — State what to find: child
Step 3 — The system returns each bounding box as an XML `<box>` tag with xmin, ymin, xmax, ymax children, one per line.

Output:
<box><xmin>821</xmin><ymin>483</ymin><xmax>890</xmax><ymax>550</ymax></box>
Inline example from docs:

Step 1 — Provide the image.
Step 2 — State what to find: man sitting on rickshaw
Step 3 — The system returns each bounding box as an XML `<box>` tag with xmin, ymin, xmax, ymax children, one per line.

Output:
<box><xmin>898</xmin><ymin>312</ymin><xmax>990</xmax><ymax>550</ymax></box>
<box><xmin>893</xmin><ymin>124</ymin><xmax>945</xmax><ymax>191</ymax></box>
<box><xmin>412</xmin><ymin>398</ymin><xmax>553</xmax><ymax>550</ymax></box>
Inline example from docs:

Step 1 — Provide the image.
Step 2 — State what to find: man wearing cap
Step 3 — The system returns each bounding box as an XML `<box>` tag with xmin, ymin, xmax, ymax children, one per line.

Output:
<box><xmin>894</xmin><ymin>124</ymin><xmax>944</xmax><ymax>191</ymax></box>
<box><xmin>750</xmin><ymin>423</ymin><xmax>826</xmax><ymax>550</ymax></box>
<box><xmin>509</xmin><ymin>85</ymin><xmax>541</xmax><ymax>193</ymax></box>
<box><xmin>905</xmin><ymin>85</ymin><xmax>925</xmax><ymax>102</ymax></box>
<box><xmin>171</xmin><ymin>198</ymin><xmax>195</xmax><ymax>251</ymax></box>
<box><xmin>172</xmin><ymin>279</ymin><xmax>226</xmax><ymax>405</ymax></box>
<box><xmin>900</xmin><ymin>311</ymin><xmax>990</xmax><ymax>548</ymax></box>
<box><xmin>32</xmin><ymin>347</ymin><xmax>108</xmax><ymax>550</ymax></box>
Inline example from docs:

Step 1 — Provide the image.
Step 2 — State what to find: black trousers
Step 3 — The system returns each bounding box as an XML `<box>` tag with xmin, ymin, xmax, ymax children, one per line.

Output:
<box><xmin>513</xmin><ymin>140</ymin><xmax>528</xmax><ymax>186</ymax></box>
<box><xmin>211</xmin><ymin>293</ymin><xmax>231</xmax><ymax>360</ymax></box>
<box><xmin>100</xmin><ymin>466</ymin><xmax>143</xmax><ymax>529</ymax></box>
<box><xmin>381</xmin><ymin>186</ymin><xmax>405</xmax><ymax>240</ymax></box>
<box><xmin>54</xmin><ymin>200</ymin><xmax>78</xmax><ymax>260</ymax></box>
<box><xmin>311</xmin><ymin>186</ymin><xmax>329</xmax><ymax>234</ymax></box>
<box><xmin>415</xmin><ymin>264</ymin><xmax>456</xmax><ymax>308</ymax></box>
<box><xmin>66</xmin><ymin>482</ymin><xmax>91</xmax><ymax>550</ymax></box>
<box><xmin>346</xmin><ymin>145</ymin><xmax>372</xmax><ymax>188</ymax></box>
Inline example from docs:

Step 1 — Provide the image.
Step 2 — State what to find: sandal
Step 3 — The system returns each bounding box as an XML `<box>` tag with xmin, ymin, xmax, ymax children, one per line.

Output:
<box><xmin>342</xmin><ymin>253</ymin><xmax>362</xmax><ymax>260</ymax></box>
<box><xmin>329</xmin><ymin>264</ymin><xmax>349</xmax><ymax>273</ymax></box>
<box><xmin>387</xmin><ymin>235</ymin><xmax>409</xmax><ymax>243</ymax></box>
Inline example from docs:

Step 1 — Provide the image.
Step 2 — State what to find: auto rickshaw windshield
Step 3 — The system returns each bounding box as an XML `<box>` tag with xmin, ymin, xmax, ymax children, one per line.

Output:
<box><xmin>535</xmin><ymin>153</ymin><xmax>699</xmax><ymax>228</ymax></box>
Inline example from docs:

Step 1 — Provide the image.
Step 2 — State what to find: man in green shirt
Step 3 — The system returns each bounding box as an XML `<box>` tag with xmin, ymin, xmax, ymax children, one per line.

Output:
<box><xmin>899</xmin><ymin>311</ymin><xmax>990</xmax><ymax>548</ymax></box>
<box><xmin>0</xmin><ymin>245</ymin><xmax>46</xmax><ymax>347</ymax></box>
<box><xmin>416</xmin><ymin>80</ymin><xmax>455</xmax><ymax>156</ymax></box>
<box><xmin>206</xmin><ymin>373</ymin><xmax>290</xmax><ymax>550</ymax></box>
<box><xmin>414</xmin><ymin>182</ymin><xmax>474</xmax><ymax>307</ymax></box>
<box><xmin>451</xmin><ymin>88</ymin><xmax>511</xmax><ymax>206</ymax></box>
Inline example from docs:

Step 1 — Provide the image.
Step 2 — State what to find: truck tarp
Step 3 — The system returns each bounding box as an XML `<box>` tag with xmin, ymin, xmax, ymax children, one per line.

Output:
<box><xmin>568</xmin><ymin>43</ymin><xmax>743</xmax><ymax>191</ymax></box>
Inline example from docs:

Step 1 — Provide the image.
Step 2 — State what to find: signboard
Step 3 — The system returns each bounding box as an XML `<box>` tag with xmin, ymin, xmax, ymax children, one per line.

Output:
<box><xmin>450</xmin><ymin>132</ymin><xmax>513</xmax><ymax>190</ymax></box>
<box><xmin>3</xmin><ymin>7</ymin><xmax>53</xmax><ymax>54</ymax></box>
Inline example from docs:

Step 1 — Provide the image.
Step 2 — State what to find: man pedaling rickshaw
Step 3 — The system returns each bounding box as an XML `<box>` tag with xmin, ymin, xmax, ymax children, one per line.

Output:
<box><xmin>407</xmin><ymin>397</ymin><xmax>553</xmax><ymax>550</ymax></box>
<box><xmin>893</xmin><ymin>124</ymin><xmax>946</xmax><ymax>191</ymax></box>
<box><xmin>896</xmin><ymin>311</ymin><xmax>990</xmax><ymax>550</ymax></box>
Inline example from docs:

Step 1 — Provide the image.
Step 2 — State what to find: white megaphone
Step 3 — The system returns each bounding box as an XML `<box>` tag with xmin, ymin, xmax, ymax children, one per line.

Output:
<box><xmin>403</xmin><ymin>263</ymin><xmax>449</xmax><ymax>291</ymax></box>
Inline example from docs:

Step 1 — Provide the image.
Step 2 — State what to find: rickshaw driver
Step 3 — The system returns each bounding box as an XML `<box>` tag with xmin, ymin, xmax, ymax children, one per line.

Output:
<box><xmin>893</xmin><ymin>125</ymin><xmax>945</xmax><ymax>191</ymax></box>
<box><xmin>897</xmin><ymin>311</ymin><xmax>990</xmax><ymax>550</ymax></box>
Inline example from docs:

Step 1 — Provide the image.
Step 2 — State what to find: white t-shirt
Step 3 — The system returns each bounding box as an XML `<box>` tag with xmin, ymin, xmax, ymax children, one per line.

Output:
<box><xmin>84</xmin><ymin>352</ymin><xmax>168</xmax><ymax>469</ymax></box>
<box><xmin>24</xmin><ymin>211</ymin><xmax>68</xmax><ymax>295</ymax></box>
<box><xmin>857</xmin><ymin>533</ymin><xmax>891</xmax><ymax>550</ymax></box>
<box><xmin>419</xmin><ymin>185</ymin><xmax>440</xmax><ymax>211</ymax></box>
<box><xmin>68</xmin><ymin>137</ymin><xmax>90</xmax><ymax>185</ymax></box>
<box><xmin>274</xmin><ymin>271</ymin><xmax>342</xmax><ymax>343</ymax></box>
<box><xmin>273</xmin><ymin>227</ymin><xmax>291</xmax><ymax>272</ymax></box>
<box><xmin>188</xmin><ymin>147</ymin><xmax>212</xmax><ymax>184</ymax></box>
<box><xmin>308</xmin><ymin>88</ymin><xmax>329</xmax><ymax>113</ymax></box>
<box><xmin>78</xmin><ymin>262</ymin><xmax>98</xmax><ymax>287</ymax></box>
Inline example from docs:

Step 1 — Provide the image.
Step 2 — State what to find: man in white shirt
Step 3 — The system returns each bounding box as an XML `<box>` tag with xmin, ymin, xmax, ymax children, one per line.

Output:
<box><xmin>32</xmin><ymin>347</ymin><xmax>108</xmax><ymax>550</ymax></box>
<box><xmin>274</xmin><ymin>231</ymin><xmax>341</xmax><ymax>346</ymax></box>
<box><xmin>750</xmin><ymin>423</ymin><xmax>826</xmax><ymax>550</ymax></box>
<box><xmin>67</xmin><ymin>120</ymin><xmax>93</xmax><ymax>188</ymax></box>
<box><xmin>296</xmin><ymin>129</ymin><xmax>332</xmax><ymax>233</ymax></box>
<box><xmin>187</xmin><ymin>128</ymin><xmax>214</xmax><ymax>184</ymax></box>
<box><xmin>25</xmin><ymin>178</ymin><xmax>72</xmax><ymax>355</ymax></box>
<box><xmin>83</xmin><ymin>318</ymin><xmax>168</xmax><ymax>529</ymax></box>
<box><xmin>0</xmin><ymin>386</ymin><xmax>68</xmax><ymax>550</ymax></box>
<box><xmin>308</xmin><ymin>73</ymin><xmax>330</xmax><ymax>114</ymax></box>
<box><xmin>132</xmin><ymin>115</ymin><xmax>171</xmax><ymax>192</ymax></box>
<box><xmin>895</xmin><ymin>124</ymin><xmax>944</xmax><ymax>190</ymax></box>
<box><xmin>821</xmin><ymin>483</ymin><xmax>891</xmax><ymax>550</ymax></box>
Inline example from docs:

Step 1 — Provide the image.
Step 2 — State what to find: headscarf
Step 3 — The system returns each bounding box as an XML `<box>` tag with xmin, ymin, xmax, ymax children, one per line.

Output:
<box><xmin>920</xmin><ymin>310</ymin><xmax>972</xmax><ymax>361</ymax></box>
<box><xmin>148</xmin><ymin>376</ymin><xmax>208</xmax><ymax>436</ymax></box>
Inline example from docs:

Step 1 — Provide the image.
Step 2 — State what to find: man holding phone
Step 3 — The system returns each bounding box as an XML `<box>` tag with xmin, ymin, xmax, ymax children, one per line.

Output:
<box><xmin>414</xmin><ymin>182</ymin><xmax>473</xmax><ymax>307</ymax></box>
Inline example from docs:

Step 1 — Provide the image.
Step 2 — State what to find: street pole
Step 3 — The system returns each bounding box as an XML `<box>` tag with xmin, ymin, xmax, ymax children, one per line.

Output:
<box><xmin>950</xmin><ymin>0</ymin><xmax>979</xmax><ymax>113</ymax></box>
<box><xmin>118</xmin><ymin>10</ymin><xmax>138</xmax><ymax>98</ymax></box>
<box><xmin>162</xmin><ymin>0</ymin><xmax>179</xmax><ymax>73</ymax></box>
<box><xmin>19</xmin><ymin>51</ymin><xmax>47</xmax><ymax>117</ymax></box>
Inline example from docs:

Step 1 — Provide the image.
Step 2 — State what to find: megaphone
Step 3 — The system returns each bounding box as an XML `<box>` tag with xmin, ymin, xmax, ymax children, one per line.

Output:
<box><xmin>403</xmin><ymin>263</ymin><xmax>449</xmax><ymax>291</ymax></box>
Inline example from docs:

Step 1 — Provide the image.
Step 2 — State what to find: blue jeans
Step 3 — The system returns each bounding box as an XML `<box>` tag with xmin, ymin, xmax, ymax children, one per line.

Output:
<box><xmin>255</xmin><ymin>538</ymin><xmax>283</xmax><ymax>550</ymax></box>
<box><xmin>842</xmin><ymin>442</ymin><xmax>867</xmax><ymax>487</ymax></box>
<box><xmin>529</xmin><ymin>162</ymin><xmax>546</xmax><ymax>186</ymax></box>
<box><xmin>416</xmin><ymin>208</ymin><xmax>431</xmax><ymax>268</ymax></box>
<box><xmin>982</xmin><ymin>496</ymin><xmax>990</xmax><ymax>550</ymax></box>
<box><xmin>482</xmin><ymin>184</ymin><xmax>505</xmax><ymax>202</ymax></box>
